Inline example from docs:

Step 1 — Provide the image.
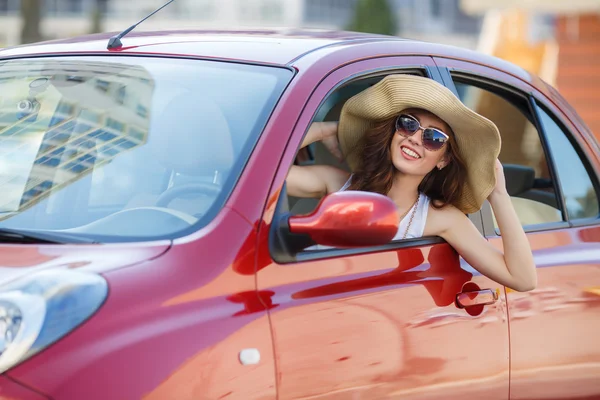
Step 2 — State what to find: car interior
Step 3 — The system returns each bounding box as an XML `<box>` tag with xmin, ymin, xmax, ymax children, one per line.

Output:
<box><xmin>63</xmin><ymin>92</ymin><xmax>235</xmax><ymax>236</ymax></box>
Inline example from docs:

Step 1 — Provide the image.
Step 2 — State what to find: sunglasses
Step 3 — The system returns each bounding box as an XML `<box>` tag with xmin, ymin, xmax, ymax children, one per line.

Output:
<box><xmin>395</xmin><ymin>114</ymin><xmax>450</xmax><ymax>152</ymax></box>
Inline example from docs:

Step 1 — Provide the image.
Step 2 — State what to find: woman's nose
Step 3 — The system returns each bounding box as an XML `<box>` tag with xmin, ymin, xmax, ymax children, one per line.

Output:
<box><xmin>407</xmin><ymin>130</ymin><xmax>423</xmax><ymax>146</ymax></box>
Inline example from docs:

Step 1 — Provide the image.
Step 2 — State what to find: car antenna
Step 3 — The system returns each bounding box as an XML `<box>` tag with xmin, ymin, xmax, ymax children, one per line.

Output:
<box><xmin>107</xmin><ymin>0</ymin><xmax>175</xmax><ymax>50</ymax></box>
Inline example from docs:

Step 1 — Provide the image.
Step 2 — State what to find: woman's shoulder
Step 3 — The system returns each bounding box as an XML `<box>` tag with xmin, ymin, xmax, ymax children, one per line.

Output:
<box><xmin>332</xmin><ymin>170</ymin><xmax>353</xmax><ymax>192</ymax></box>
<box><xmin>423</xmin><ymin>201</ymin><xmax>468</xmax><ymax>236</ymax></box>
<box><xmin>319</xmin><ymin>167</ymin><xmax>350</xmax><ymax>193</ymax></box>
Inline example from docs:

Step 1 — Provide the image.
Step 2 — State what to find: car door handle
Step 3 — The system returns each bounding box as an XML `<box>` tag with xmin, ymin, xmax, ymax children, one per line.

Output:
<box><xmin>455</xmin><ymin>288</ymin><xmax>498</xmax><ymax>309</ymax></box>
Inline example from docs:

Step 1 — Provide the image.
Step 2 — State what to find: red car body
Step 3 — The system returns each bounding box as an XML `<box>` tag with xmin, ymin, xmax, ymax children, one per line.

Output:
<box><xmin>0</xmin><ymin>29</ymin><xmax>598</xmax><ymax>400</ymax></box>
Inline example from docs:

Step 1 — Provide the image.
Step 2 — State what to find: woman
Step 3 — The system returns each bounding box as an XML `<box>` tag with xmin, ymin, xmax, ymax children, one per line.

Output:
<box><xmin>286</xmin><ymin>74</ymin><xmax>537</xmax><ymax>292</ymax></box>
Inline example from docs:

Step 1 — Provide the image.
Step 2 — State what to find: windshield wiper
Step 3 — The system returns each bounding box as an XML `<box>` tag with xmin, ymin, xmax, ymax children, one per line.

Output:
<box><xmin>0</xmin><ymin>228</ymin><xmax>98</xmax><ymax>244</ymax></box>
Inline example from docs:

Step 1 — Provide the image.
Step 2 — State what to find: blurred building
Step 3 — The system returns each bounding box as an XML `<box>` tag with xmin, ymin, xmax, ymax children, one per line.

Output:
<box><xmin>0</xmin><ymin>0</ymin><xmax>481</xmax><ymax>49</ymax></box>
<box><xmin>396</xmin><ymin>0</ymin><xmax>482</xmax><ymax>49</ymax></box>
<box><xmin>461</xmin><ymin>0</ymin><xmax>600</xmax><ymax>138</ymax></box>
<box><xmin>0</xmin><ymin>0</ymin><xmax>323</xmax><ymax>46</ymax></box>
<box><xmin>0</xmin><ymin>59</ymin><xmax>152</xmax><ymax>212</ymax></box>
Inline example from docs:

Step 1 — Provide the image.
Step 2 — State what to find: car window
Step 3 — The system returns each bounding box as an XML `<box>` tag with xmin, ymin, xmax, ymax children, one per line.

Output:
<box><xmin>534</xmin><ymin>103</ymin><xmax>599</xmax><ymax>220</ymax></box>
<box><xmin>0</xmin><ymin>56</ymin><xmax>292</xmax><ymax>242</ymax></box>
<box><xmin>288</xmin><ymin>70</ymin><xmax>426</xmax><ymax>218</ymax></box>
<box><xmin>453</xmin><ymin>79</ymin><xmax>563</xmax><ymax>229</ymax></box>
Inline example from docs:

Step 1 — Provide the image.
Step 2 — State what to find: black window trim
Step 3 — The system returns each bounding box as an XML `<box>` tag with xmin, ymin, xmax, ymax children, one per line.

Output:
<box><xmin>526</xmin><ymin>95</ymin><xmax>569</xmax><ymax>221</ymax></box>
<box><xmin>531</xmin><ymin>99</ymin><xmax>600</xmax><ymax>228</ymax></box>
<box><xmin>443</xmin><ymin>68</ymin><xmax>573</xmax><ymax>236</ymax></box>
<box><xmin>270</xmin><ymin>63</ymin><xmax>466</xmax><ymax>265</ymax></box>
<box><xmin>297</xmin><ymin>235</ymin><xmax>448</xmax><ymax>263</ymax></box>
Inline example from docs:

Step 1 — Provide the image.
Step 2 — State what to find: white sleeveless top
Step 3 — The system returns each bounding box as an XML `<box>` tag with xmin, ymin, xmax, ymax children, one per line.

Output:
<box><xmin>338</xmin><ymin>175</ymin><xmax>431</xmax><ymax>240</ymax></box>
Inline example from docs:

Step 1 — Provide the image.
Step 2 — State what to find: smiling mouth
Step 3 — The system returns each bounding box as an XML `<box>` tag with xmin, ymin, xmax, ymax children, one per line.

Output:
<box><xmin>401</xmin><ymin>146</ymin><xmax>421</xmax><ymax>159</ymax></box>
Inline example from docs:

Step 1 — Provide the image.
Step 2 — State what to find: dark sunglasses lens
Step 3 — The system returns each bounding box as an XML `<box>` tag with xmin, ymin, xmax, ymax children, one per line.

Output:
<box><xmin>422</xmin><ymin>129</ymin><xmax>448</xmax><ymax>151</ymax></box>
<box><xmin>398</xmin><ymin>115</ymin><xmax>419</xmax><ymax>134</ymax></box>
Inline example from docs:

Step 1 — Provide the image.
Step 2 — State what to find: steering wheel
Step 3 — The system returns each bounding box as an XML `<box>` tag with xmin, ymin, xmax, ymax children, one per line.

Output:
<box><xmin>155</xmin><ymin>182</ymin><xmax>221</xmax><ymax>208</ymax></box>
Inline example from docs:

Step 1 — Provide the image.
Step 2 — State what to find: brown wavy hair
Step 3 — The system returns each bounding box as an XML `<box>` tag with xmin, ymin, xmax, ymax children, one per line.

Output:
<box><xmin>347</xmin><ymin>113</ymin><xmax>468</xmax><ymax>210</ymax></box>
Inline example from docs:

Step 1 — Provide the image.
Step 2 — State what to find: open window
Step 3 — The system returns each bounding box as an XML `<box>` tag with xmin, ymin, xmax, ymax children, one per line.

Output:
<box><xmin>268</xmin><ymin>66</ymin><xmax>465</xmax><ymax>263</ymax></box>
<box><xmin>288</xmin><ymin>69</ymin><xmax>426</xmax><ymax>217</ymax></box>
<box><xmin>451</xmin><ymin>73</ymin><xmax>599</xmax><ymax>232</ymax></box>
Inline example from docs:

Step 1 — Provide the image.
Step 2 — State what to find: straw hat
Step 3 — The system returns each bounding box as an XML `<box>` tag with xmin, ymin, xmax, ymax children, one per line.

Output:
<box><xmin>338</xmin><ymin>74</ymin><xmax>501</xmax><ymax>214</ymax></box>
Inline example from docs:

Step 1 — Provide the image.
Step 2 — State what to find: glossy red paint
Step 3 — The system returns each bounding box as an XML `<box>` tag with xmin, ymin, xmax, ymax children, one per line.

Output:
<box><xmin>0</xmin><ymin>242</ymin><xmax>170</xmax><ymax>280</ymax></box>
<box><xmin>0</xmin><ymin>376</ymin><xmax>49</xmax><ymax>399</ymax></box>
<box><xmin>489</xmin><ymin>227</ymin><xmax>600</xmax><ymax>400</ymax></box>
<box><xmin>0</xmin><ymin>29</ymin><xmax>598</xmax><ymax>400</ymax></box>
<box><xmin>0</xmin><ymin>29</ymin><xmax>389</xmax><ymax>65</ymax></box>
<box><xmin>289</xmin><ymin>191</ymin><xmax>400</xmax><ymax>247</ymax></box>
<box><xmin>256</xmin><ymin>243</ymin><xmax>509</xmax><ymax>399</ymax></box>
<box><xmin>7</xmin><ymin>208</ymin><xmax>277</xmax><ymax>400</ymax></box>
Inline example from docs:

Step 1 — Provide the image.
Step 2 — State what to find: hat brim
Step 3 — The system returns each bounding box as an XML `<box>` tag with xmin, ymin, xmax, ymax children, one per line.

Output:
<box><xmin>338</xmin><ymin>74</ymin><xmax>501</xmax><ymax>214</ymax></box>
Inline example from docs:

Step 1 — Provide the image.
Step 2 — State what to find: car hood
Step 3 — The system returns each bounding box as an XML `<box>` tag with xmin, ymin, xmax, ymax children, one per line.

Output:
<box><xmin>0</xmin><ymin>242</ymin><xmax>170</xmax><ymax>287</ymax></box>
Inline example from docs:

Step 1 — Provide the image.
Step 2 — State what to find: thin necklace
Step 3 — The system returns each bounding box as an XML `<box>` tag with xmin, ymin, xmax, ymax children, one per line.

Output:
<box><xmin>396</xmin><ymin>193</ymin><xmax>420</xmax><ymax>221</ymax></box>
<box><xmin>401</xmin><ymin>193</ymin><xmax>421</xmax><ymax>240</ymax></box>
<box><xmin>398</xmin><ymin>204</ymin><xmax>412</xmax><ymax>221</ymax></box>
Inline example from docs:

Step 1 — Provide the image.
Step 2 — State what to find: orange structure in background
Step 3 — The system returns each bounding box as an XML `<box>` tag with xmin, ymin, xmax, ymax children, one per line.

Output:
<box><xmin>555</xmin><ymin>14</ymin><xmax>600</xmax><ymax>139</ymax></box>
<box><xmin>465</xmin><ymin>3</ymin><xmax>600</xmax><ymax>140</ymax></box>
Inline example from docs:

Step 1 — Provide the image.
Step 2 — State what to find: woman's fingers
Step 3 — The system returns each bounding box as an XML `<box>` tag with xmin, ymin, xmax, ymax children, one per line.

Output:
<box><xmin>322</xmin><ymin>135</ymin><xmax>344</xmax><ymax>162</ymax></box>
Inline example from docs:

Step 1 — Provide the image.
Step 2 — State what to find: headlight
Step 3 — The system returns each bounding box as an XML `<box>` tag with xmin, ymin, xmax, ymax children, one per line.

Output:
<box><xmin>0</xmin><ymin>269</ymin><xmax>107</xmax><ymax>373</ymax></box>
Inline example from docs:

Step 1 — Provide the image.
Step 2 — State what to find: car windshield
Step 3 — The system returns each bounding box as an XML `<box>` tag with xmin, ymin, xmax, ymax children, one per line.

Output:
<box><xmin>0</xmin><ymin>56</ymin><xmax>292</xmax><ymax>243</ymax></box>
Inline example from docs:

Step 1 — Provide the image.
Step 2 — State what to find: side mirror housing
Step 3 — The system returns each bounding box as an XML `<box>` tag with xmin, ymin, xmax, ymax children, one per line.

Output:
<box><xmin>271</xmin><ymin>190</ymin><xmax>399</xmax><ymax>262</ymax></box>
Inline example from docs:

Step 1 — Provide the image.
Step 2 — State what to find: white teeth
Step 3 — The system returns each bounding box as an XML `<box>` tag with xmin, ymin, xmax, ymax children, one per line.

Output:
<box><xmin>402</xmin><ymin>146</ymin><xmax>420</xmax><ymax>159</ymax></box>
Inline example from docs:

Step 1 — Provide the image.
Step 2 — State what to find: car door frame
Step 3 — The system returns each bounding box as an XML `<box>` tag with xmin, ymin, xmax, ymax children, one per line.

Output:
<box><xmin>261</xmin><ymin>55</ymin><xmax>489</xmax><ymax>265</ymax></box>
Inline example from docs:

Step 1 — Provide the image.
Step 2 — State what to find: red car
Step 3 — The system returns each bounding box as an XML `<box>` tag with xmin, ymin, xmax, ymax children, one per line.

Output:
<box><xmin>0</xmin><ymin>28</ymin><xmax>598</xmax><ymax>400</ymax></box>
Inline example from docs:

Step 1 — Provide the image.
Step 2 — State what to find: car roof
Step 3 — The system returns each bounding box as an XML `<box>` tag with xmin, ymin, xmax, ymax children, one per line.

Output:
<box><xmin>0</xmin><ymin>29</ymin><xmax>394</xmax><ymax>63</ymax></box>
<box><xmin>0</xmin><ymin>28</ymin><xmax>532</xmax><ymax>82</ymax></box>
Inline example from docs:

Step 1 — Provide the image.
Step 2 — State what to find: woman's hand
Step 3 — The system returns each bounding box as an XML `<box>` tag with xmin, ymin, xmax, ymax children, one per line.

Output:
<box><xmin>288</xmin><ymin>121</ymin><xmax>349</xmax><ymax>198</ymax></box>
<box><xmin>319</xmin><ymin>122</ymin><xmax>343</xmax><ymax>162</ymax></box>
<box><xmin>301</xmin><ymin>122</ymin><xmax>343</xmax><ymax>161</ymax></box>
<box><xmin>489</xmin><ymin>158</ymin><xmax>508</xmax><ymax>200</ymax></box>
<box><xmin>433</xmin><ymin>156</ymin><xmax>537</xmax><ymax>292</ymax></box>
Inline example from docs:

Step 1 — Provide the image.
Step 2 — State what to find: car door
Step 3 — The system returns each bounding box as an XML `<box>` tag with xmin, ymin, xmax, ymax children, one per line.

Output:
<box><xmin>434</xmin><ymin>58</ymin><xmax>600</xmax><ymax>399</ymax></box>
<box><xmin>256</xmin><ymin>57</ymin><xmax>510</xmax><ymax>400</ymax></box>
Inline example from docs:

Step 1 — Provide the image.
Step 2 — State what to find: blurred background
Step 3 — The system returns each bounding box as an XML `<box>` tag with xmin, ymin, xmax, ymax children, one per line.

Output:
<box><xmin>0</xmin><ymin>0</ymin><xmax>599</xmax><ymax>136</ymax></box>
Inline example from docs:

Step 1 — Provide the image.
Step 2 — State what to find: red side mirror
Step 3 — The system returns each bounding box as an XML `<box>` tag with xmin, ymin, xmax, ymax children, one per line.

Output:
<box><xmin>288</xmin><ymin>191</ymin><xmax>399</xmax><ymax>248</ymax></box>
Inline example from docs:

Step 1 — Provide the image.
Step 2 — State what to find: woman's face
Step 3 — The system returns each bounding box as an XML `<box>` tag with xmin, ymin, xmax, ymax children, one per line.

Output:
<box><xmin>389</xmin><ymin>108</ymin><xmax>452</xmax><ymax>177</ymax></box>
